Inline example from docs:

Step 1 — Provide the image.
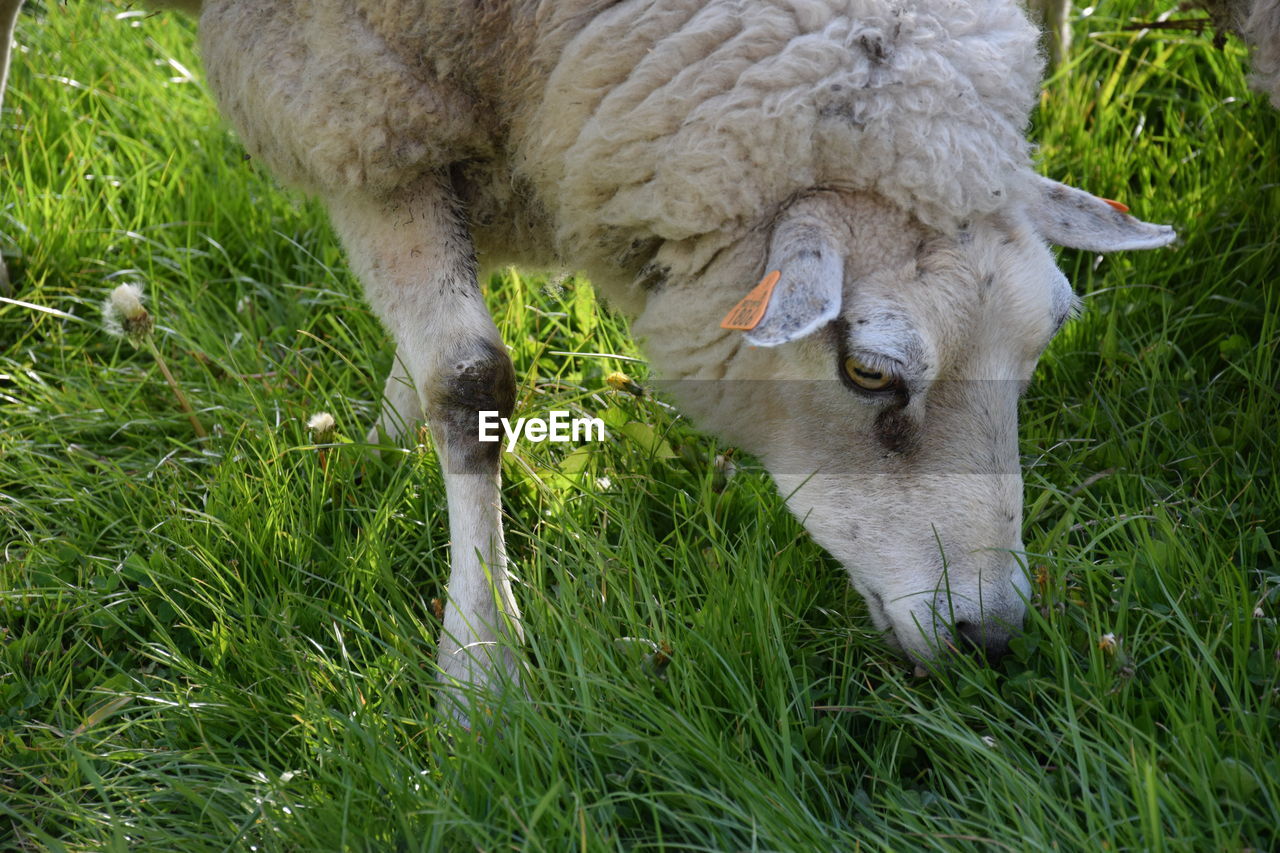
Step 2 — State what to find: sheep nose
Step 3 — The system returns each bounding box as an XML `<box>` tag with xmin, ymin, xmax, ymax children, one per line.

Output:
<box><xmin>952</xmin><ymin>619</ymin><xmax>1014</xmax><ymax>660</ymax></box>
<box><xmin>936</xmin><ymin>561</ymin><xmax>1030</xmax><ymax>661</ymax></box>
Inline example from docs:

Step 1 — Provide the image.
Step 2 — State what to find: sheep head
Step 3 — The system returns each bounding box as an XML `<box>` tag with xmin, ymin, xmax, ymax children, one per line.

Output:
<box><xmin>634</xmin><ymin>179</ymin><xmax>1173</xmax><ymax>662</ymax></box>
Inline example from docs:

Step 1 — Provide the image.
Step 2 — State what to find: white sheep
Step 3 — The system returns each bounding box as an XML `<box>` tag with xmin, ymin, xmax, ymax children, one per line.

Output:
<box><xmin>1198</xmin><ymin>0</ymin><xmax>1280</xmax><ymax>106</ymax></box>
<box><xmin>2</xmin><ymin>0</ymin><xmax>1174</xmax><ymax>722</ymax></box>
<box><xmin>1243</xmin><ymin>0</ymin><xmax>1280</xmax><ymax>104</ymax></box>
<box><xmin>1026</xmin><ymin>0</ymin><xmax>1280</xmax><ymax>107</ymax></box>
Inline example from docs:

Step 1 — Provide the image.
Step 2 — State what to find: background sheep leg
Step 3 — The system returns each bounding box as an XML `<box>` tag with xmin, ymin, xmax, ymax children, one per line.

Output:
<box><xmin>0</xmin><ymin>0</ymin><xmax>25</xmax><ymax>295</ymax></box>
<box><xmin>327</xmin><ymin>177</ymin><xmax>523</xmax><ymax>726</ymax></box>
<box><xmin>1026</xmin><ymin>0</ymin><xmax>1072</xmax><ymax>67</ymax></box>
<box><xmin>368</xmin><ymin>349</ymin><xmax>425</xmax><ymax>445</ymax></box>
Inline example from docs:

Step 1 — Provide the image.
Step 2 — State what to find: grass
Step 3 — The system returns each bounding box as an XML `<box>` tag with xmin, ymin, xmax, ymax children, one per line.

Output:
<box><xmin>0</xmin><ymin>1</ymin><xmax>1276</xmax><ymax>849</ymax></box>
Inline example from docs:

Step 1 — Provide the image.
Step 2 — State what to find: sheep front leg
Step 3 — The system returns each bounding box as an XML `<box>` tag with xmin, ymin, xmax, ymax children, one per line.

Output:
<box><xmin>327</xmin><ymin>179</ymin><xmax>523</xmax><ymax>725</ymax></box>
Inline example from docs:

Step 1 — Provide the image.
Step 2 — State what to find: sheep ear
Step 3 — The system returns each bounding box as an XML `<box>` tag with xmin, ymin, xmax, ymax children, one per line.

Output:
<box><xmin>734</xmin><ymin>223</ymin><xmax>844</xmax><ymax>347</ymax></box>
<box><xmin>1029</xmin><ymin>177</ymin><xmax>1175</xmax><ymax>252</ymax></box>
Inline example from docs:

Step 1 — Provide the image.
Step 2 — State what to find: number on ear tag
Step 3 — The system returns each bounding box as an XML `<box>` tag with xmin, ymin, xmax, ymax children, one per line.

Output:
<box><xmin>720</xmin><ymin>270</ymin><xmax>782</xmax><ymax>331</ymax></box>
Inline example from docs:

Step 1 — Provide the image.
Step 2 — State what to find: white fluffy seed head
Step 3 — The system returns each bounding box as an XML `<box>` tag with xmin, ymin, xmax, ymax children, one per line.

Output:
<box><xmin>110</xmin><ymin>283</ymin><xmax>145</xmax><ymax>319</ymax></box>
<box><xmin>102</xmin><ymin>283</ymin><xmax>153</xmax><ymax>344</ymax></box>
<box><xmin>307</xmin><ymin>411</ymin><xmax>337</xmax><ymax>441</ymax></box>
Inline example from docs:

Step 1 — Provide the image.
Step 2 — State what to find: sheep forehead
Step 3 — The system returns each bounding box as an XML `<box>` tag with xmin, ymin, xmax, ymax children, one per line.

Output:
<box><xmin>839</xmin><ymin>217</ymin><xmax>1068</xmax><ymax>380</ymax></box>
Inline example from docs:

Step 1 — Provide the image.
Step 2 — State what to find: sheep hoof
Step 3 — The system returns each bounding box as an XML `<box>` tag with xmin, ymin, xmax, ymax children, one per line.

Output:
<box><xmin>435</xmin><ymin>634</ymin><xmax>524</xmax><ymax>730</ymax></box>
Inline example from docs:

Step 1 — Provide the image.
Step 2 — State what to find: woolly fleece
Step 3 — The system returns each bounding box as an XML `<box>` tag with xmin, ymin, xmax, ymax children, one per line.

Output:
<box><xmin>199</xmin><ymin>0</ymin><xmax>1045</xmax><ymax>283</ymax></box>
<box><xmin>522</xmin><ymin>0</ymin><xmax>1043</xmax><ymax>262</ymax></box>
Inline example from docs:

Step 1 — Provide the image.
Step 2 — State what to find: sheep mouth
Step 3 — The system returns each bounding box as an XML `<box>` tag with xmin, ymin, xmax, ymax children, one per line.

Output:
<box><xmin>859</xmin><ymin>589</ymin><xmax>949</xmax><ymax>662</ymax></box>
<box><xmin>886</xmin><ymin>612</ymin><xmax>1019</xmax><ymax>668</ymax></box>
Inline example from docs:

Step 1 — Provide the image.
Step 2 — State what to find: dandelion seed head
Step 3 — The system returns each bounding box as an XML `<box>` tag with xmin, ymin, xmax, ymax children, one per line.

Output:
<box><xmin>1098</xmin><ymin>632</ymin><xmax>1118</xmax><ymax>653</ymax></box>
<box><xmin>102</xmin><ymin>283</ymin><xmax>153</xmax><ymax>343</ymax></box>
<box><xmin>110</xmin><ymin>283</ymin><xmax>145</xmax><ymax>318</ymax></box>
<box><xmin>307</xmin><ymin>411</ymin><xmax>336</xmax><ymax>441</ymax></box>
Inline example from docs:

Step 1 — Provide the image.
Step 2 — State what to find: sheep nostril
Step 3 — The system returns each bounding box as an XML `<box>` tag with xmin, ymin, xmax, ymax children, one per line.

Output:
<box><xmin>954</xmin><ymin>620</ymin><xmax>982</xmax><ymax>647</ymax></box>
<box><xmin>953</xmin><ymin>620</ymin><xmax>1011</xmax><ymax>661</ymax></box>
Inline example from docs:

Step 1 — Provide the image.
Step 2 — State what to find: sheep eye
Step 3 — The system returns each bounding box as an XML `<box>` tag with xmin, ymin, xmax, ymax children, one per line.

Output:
<box><xmin>842</xmin><ymin>356</ymin><xmax>898</xmax><ymax>392</ymax></box>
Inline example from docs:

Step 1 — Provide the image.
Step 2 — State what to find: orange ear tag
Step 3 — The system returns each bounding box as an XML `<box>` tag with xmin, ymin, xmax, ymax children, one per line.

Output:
<box><xmin>1100</xmin><ymin>197</ymin><xmax>1130</xmax><ymax>213</ymax></box>
<box><xmin>720</xmin><ymin>270</ymin><xmax>782</xmax><ymax>331</ymax></box>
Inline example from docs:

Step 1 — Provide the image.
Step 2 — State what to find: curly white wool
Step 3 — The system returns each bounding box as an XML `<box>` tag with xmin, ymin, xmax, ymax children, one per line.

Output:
<box><xmin>199</xmin><ymin>0</ymin><xmax>1043</xmax><ymax>270</ymax></box>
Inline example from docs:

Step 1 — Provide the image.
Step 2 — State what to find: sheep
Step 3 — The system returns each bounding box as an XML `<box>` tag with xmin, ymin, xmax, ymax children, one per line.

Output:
<box><xmin>1197</xmin><ymin>0</ymin><xmax>1280</xmax><ymax>106</ymax></box>
<box><xmin>0</xmin><ymin>0</ymin><xmax>23</xmax><ymax>294</ymax></box>
<box><xmin>1024</xmin><ymin>0</ymin><xmax>1280</xmax><ymax>108</ymax></box>
<box><xmin>1244</xmin><ymin>0</ymin><xmax>1280</xmax><ymax>105</ymax></box>
<box><xmin>2</xmin><ymin>0</ymin><xmax>1173</xmax><ymax>723</ymax></box>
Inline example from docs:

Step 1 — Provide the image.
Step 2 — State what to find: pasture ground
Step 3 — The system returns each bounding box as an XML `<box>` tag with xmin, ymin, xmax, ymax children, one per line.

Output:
<box><xmin>1</xmin><ymin>1</ymin><xmax>1277</xmax><ymax>849</ymax></box>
